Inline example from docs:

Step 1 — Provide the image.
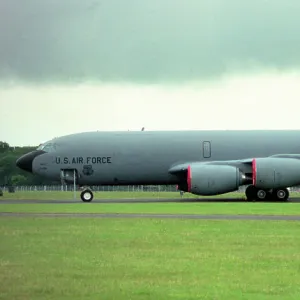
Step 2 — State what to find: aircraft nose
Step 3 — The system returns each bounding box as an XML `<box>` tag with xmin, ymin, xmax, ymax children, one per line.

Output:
<box><xmin>16</xmin><ymin>150</ymin><xmax>45</xmax><ymax>173</ymax></box>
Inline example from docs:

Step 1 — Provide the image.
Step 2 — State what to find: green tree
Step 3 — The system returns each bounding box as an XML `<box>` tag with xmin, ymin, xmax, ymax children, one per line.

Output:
<box><xmin>0</xmin><ymin>141</ymin><xmax>58</xmax><ymax>186</ymax></box>
<box><xmin>0</xmin><ymin>141</ymin><xmax>10</xmax><ymax>153</ymax></box>
<box><xmin>11</xmin><ymin>174</ymin><xmax>27</xmax><ymax>185</ymax></box>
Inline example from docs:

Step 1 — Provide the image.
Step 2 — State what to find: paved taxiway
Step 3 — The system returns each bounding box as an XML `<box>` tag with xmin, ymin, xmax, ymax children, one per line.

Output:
<box><xmin>2</xmin><ymin>198</ymin><xmax>300</xmax><ymax>204</ymax></box>
<box><xmin>0</xmin><ymin>212</ymin><xmax>300</xmax><ymax>221</ymax></box>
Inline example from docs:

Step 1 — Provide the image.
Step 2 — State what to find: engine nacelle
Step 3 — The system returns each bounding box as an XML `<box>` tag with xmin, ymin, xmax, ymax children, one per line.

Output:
<box><xmin>253</xmin><ymin>157</ymin><xmax>300</xmax><ymax>189</ymax></box>
<box><xmin>187</xmin><ymin>164</ymin><xmax>246</xmax><ymax>196</ymax></box>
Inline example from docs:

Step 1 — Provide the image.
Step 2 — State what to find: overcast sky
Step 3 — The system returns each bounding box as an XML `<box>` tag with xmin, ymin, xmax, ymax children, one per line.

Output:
<box><xmin>1</xmin><ymin>0</ymin><xmax>300</xmax><ymax>146</ymax></box>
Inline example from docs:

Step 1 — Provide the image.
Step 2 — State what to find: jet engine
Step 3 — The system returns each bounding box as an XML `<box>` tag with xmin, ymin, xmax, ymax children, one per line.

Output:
<box><xmin>252</xmin><ymin>157</ymin><xmax>300</xmax><ymax>189</ymax></box>
<box><xmin>187</xmin><ymin>164</ymin><xmax>246</xmax><ymax>195</ymax></box>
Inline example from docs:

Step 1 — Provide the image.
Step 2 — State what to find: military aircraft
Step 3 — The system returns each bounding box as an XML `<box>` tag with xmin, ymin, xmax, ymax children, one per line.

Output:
<box><xmin>16</xmin><ymin>130</ymin><xmax>300</xmax><ymax>202</ymax></box>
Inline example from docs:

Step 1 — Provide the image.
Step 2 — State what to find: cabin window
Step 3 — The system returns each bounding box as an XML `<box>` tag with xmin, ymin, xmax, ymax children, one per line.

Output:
<box><xmin>203</xmin><ymin>141</ymin><xmax>211</xmax><ymax>158</ymax></box>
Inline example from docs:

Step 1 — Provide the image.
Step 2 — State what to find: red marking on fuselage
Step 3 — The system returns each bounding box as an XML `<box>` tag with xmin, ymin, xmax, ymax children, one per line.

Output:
<box><xmin>252</xmin><ymin>159</ymin><xmax>257</xmax><ymax>185</ymax></box>
<box><xmin>187</xmin><ymin>165</ymin><xmax>192</xmax><ymax>192</ymax></box>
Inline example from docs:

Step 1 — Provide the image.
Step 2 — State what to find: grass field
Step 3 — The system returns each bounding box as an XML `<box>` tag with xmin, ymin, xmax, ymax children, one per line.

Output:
<box><xmin>1</xmin><ymin>191</ymin><xmax>300</xmax><ymax>299</ymax></box>
<box><xmin>0</xmin><ymin>202</ymin><xmax>299</xmax><ymax>215</ymax></box>
<box><xmin>0</xmin><ymin>190</ymin><xmax>246</xmax><ymax>200</ymax></box>
<box><xmin>1</xmin><ymin>217</ymin><xmax>300</xmax><ymax>300</ymax></box>
<box><xmin>1</xmin><ymin>190</ymin><xmax>300</xmax><ymax>200</ymax></box>
<box><xmin>1</xmin><ymin>190</ymin><xmax>300</xmax><ymax>216</ymax></box>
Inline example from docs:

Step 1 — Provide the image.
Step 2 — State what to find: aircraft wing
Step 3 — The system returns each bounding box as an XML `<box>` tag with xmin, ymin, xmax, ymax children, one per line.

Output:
<box><xmin>169</xmin><ymin>154</ymin><xmax>300</xmax><ymax>193</ymax></box>
<box><xmin>168</xmin><ymin>154</ymin><xmax>300</xmax><ymax>175</ymax></box>
<box><xmin>168</xmin><ymin>158</ymin><xmax>253</xmax><ymax>175</ymax></box>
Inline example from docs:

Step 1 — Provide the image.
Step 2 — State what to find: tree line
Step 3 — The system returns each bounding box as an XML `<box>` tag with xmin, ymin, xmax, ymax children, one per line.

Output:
<box><xmin>0</xmin><ymin>141</ymin><xmax>58</xmax><ymax>186</ymax></box>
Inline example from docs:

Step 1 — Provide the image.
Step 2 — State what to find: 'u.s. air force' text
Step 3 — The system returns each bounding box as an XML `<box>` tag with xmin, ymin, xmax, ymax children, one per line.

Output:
<box><xmin>55</xmin><ymin>156</ymin><xmax>112</xmax><ymax>164</ymax></box>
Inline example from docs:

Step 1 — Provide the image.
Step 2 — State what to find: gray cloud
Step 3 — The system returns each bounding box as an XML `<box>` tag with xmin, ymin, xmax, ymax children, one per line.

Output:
<box><xmin>1</xmin><ymin>0</ymin><xmax>300</xmax><ymax>83</ymax></box>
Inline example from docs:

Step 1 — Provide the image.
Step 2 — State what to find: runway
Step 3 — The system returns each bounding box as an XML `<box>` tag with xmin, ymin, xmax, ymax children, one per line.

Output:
<box><xmin>1</xmin><ymin>212</ymin><xmax>300</xmax><ymax>221</ymax></box>
<box><xmin>2</xmin><ymin>197</ymin><xmax>300</xmax><ymax>204</ymax></box>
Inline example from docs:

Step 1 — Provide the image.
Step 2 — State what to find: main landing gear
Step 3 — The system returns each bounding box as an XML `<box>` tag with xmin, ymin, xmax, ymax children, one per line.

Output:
<box><xmin>245</xmin><ymin>185</ymin><xmax>289</xmax><ymax>202</ymax></box>
<box><xmin>80</xmin><ymin>187</ymin><xmax>94</xmax><ymax>202</ymax></box>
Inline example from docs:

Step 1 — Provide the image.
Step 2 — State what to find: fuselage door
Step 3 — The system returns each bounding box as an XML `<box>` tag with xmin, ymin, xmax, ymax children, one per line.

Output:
<box><xmin>203</xmin><ymin>141</ymin><xmax>211</xmax><ymax>158</ymax></box>
<box><xmin>60</xmin><ymin>169</ymin><xmax>79</xmax><ymax>184</ymax></box>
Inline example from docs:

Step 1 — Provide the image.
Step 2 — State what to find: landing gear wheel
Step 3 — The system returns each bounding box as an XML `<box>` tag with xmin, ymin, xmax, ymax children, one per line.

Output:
<box><xmin>256</xmin><ymin>189</ymin><xmax>268</xmax><ymax>200</ymax></box>
<box><xmin>80</xmin><ymin>189</ymin><xmax>94</xmax><ymax>202</ymax></box>
<box><xmin>245</xmin><ymin>185</ymin><xmax>257</xmax><ymax>201</ymax></box>
<box><xmin>245</xmin><ymin>185</ymin><xmax>269</xmax><ymax>201</ymax></box>
<box><xmin>272</xmin><ymin>188</ymin><xmax>289</xmax><ymax>201</ymax></box>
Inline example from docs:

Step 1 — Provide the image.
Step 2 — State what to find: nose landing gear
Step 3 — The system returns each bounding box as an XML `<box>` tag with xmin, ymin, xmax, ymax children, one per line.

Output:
<box><xmin>80</xmin><ymin>187</ymin><xmax>94</xmax><ymax>202</ymax></box>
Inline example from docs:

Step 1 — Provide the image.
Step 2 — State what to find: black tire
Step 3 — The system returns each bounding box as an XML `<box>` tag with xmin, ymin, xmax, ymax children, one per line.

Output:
<box><xmin>272</xmin><ymin>188</ymin><xmax>289</xmax><ymax>201</ymax></box>
<box><xmin>256</xmin><ymin>189</ymin><xmax>268</xmax><ymax>201</ymax></box>
<box><xmin>80</xmin><ymin>190</ymin><xmax>94</xmax><ymax>202</ymax></box>
<box><xmin>246</xmin><ymin>185</ymin><xmax>270</xmax><ymax>201</ymax></box>
<box><xmin>245</xmin><ymin>185</ymin><xmax>257</xmax><ymax>201</ymax></box>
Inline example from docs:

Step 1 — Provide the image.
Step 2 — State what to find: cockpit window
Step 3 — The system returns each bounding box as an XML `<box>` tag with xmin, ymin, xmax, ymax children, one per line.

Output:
<box><xmin>37</xmin><ymin>144</ymin><xmax>44</xmax><ymax>150</ymax></box>
<box><xmin>37</xmin><ymin>143</ymin><xmax>57</xmax><ymax>152</ymax></box>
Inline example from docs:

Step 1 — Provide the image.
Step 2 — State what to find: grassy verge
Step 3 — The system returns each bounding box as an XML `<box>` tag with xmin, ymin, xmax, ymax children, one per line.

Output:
<box><xmin>1</xmin><ymin>218</ymin><xmax>300</xmax><ymax>300</ymax></box>
<box><xmin>1</xmin><ymin>191</ymin><xmax>300</xmax><ymax>200</ymax></box>
<box><xmin>0</xmin><ymin>191</ymin><xmax>247</xmax><ymax>200</ymax></box>
<box><xmin>0</xmin><ymin>202</ymin><xmax>299</xmax><ymax>215</ymax></box>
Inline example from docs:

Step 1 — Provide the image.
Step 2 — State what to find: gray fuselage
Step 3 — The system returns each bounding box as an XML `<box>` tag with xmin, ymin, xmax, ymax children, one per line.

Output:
<box><xmin>25</xmin><ymin>130</ymin><xmax>300</xmax><ymax>186</ymax></box>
